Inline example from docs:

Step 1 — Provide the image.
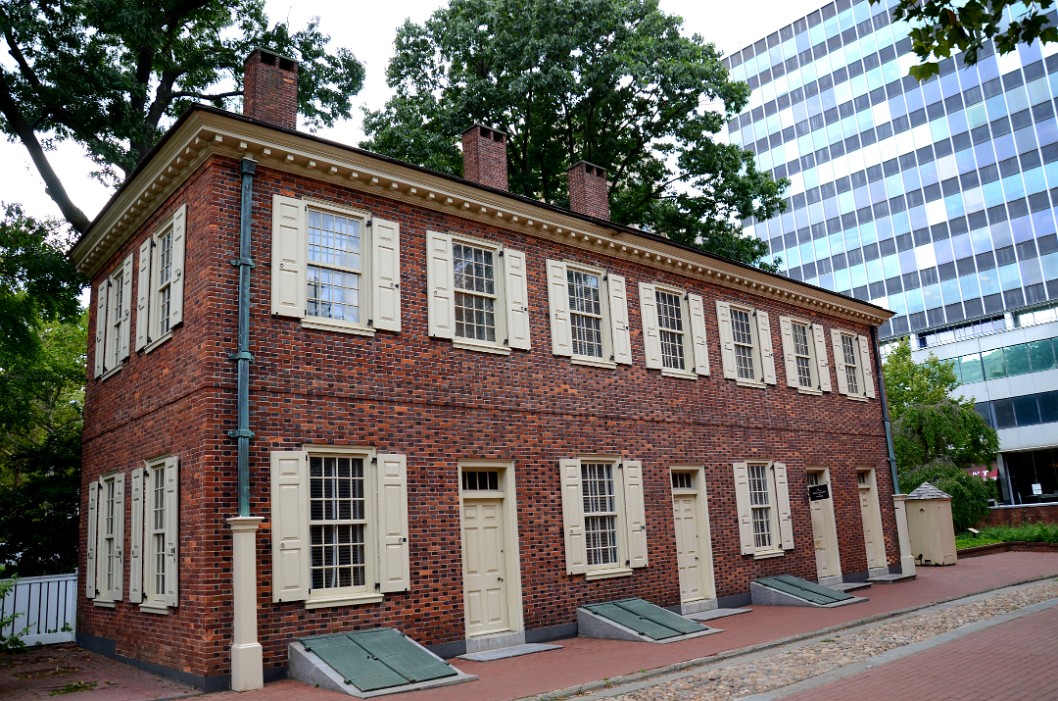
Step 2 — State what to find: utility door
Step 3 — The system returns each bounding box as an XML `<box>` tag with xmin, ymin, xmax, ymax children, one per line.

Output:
<box><xmin>807</xmin><ymin>469</ymin><xmax>841</xmax><ymax>581</ymax></box>
<box><xmin>671</xmin><ymin>470</ymin><xmax>716</xmax><ymax>603</ymax></box>
<box><xmin>858</xmin><ymin>469</ymin><xmax>887</xmax><ymax>571</ymax></box>
<box><xmin>462</xmin><ymin>499</ymin><xmax>509</xmax><ymax>636</ymax></box>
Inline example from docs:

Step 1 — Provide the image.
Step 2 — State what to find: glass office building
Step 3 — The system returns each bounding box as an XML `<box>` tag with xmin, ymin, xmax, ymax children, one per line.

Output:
<box><xmin>726</xmin><ymin>0</ymin><xmax>1058</xmax><ymax>505</ymax></box>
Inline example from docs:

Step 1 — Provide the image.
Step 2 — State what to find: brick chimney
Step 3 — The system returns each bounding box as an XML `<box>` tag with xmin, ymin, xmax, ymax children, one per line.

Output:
<box><xmin>567</xmin><ymin>162</ymin><xmax>610</xmax><ymax>220</ymax></box>
<box><xmin>462</xmin><ymin>124</ymin><xmax>508</xmax><ymax>191</ymax></box>
<box><xmin>243</xmin><ymin>49</ymin><xmax>298</xmax><ymax>130</ymax></box>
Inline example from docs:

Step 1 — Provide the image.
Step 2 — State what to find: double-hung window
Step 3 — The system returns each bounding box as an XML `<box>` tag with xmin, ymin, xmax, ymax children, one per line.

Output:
<box><xmin>427</xmin><ymin>231</ymin><xmax>530</xmax><ymax>353</ymax></box>
<box><xmin>270</xmin><ymin>447</ymin><xmax>409</xmax><ymax>607</ymax></box>
<box><xmin>639</xmin><ymin>283</ymin><xmax>709</xmax><ymax>378</ymax></box>
<box><xmin>779</xmin><ymin>316</ymin><xmax>832</xmax><ymax>393</ymax></box>
<box><xmin>546</xmin><ymin>260</ymin><xmax>631</xmax><ymax>367</ymax></box>
<box><xmin>86</xmin><ymin>472</ymin><xmax>125</xmax><ymax>604</ymax></box>
<box><xmin>831</xmin><ymin>330</ymin><xmax>876</xmax><ymax>399</ymax></box>
<box><xmin>93</xmin><ymin>254</ymin><xmax>133</xmax><ymax>378</ymax></box>
<box><xmin>717</xmin><ymin>301</ymin><xmax>777</xmax><ymax>386</ymax></box>
<box><xmin>271</xmin><ymin>196</ymin><xmax>401</xmax><ymax>334</ymax></box>
<box><xmin>136</xmin><ymin>205</ymin><xmax>186</xmax><ymax>352</ymax></box>
<box><xmin>129</xmin><ymin>457</ymin><xmax>179</xmax><ymax>610</ymax></box>
<box><xmin>733</xmin><ymin>461</ymin><xmax>793</xmax><ymax>558</ymax></box>
<box><xmin>560</xmin><ymin>457</ymin><xmax>648</xmax><ymax>579</ymax></box>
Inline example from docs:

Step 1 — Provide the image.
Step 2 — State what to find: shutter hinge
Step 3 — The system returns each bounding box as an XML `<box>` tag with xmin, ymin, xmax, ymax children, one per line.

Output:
<box><xmin>368</xmin><ymin>319</ymin><xmax>374</xmax><ymax>327</ymax></box>
<box><xmin>374</xmin><ymin>582</ymin><xmax>381</xmax><ymax>590</ymax></box>
<box><xmin>498</xmin><ymin>250</ymin><xmax>504</xmax><ymax>257</ymax></box>
<box><xmin>366</xmin><ymin>219</ymin><xmax>373</xmax><ymax>227</ymax></box>
<box><xmin>372</xmin><ymin>457</ymin><xmax>378</xmax><ymax>464</ymax></box>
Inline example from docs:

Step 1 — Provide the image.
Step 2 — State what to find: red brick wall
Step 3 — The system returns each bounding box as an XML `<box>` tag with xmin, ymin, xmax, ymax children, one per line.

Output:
<box><xmin>567</xmin><ymin>162</ymin><xmax>609</xmax><ymax>220</ymax></box>
<box><xmin>243</xmin><ymin>50</ymin><xmax>298</xmax><ymax>130</ymax></box>
<box><xmin>80</xmin><ymin>154</ymin><xmax>897</xmax><ymax>684</ymax></box>
<box><xmin>984</xmin><ymin>504</ymin><xmax>1058</xmax><ymax>527</ymax></box>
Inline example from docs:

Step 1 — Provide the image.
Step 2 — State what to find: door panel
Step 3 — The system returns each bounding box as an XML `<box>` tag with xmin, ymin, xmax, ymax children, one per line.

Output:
<box><xmin>462</xmin><ymin>500</ymin><xmax>508</xmax><ymax>636</ymax></box>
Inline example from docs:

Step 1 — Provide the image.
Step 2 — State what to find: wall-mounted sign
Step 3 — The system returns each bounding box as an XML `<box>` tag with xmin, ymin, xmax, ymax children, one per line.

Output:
<box><xmin>808</xmin><ymin>484</ymin><xmax>830</xmax><ymax>501</ymax></box>
<box><xmin>1033</xmin><ymin>483</ymin><xmax>1043</xmax><ymax>496</ymax></box>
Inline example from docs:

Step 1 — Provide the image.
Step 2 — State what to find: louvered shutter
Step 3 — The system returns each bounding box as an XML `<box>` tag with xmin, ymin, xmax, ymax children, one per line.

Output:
<box><xmin>813</xmin><ymin>324</ymin><xmax>832</xmax><ymax>392</ymax></box>
<box><xmin>608</xmin><ymin>274</ymin><xmax>632</xmax><ymax>365</ymax></box>
<box><xmin>688</xmin><ymin>293</ymin><xmax>710</xmax><ymax>376</ymax></box>
<box><xmin>832</xmin><ymin>329</ymin><xmax>849</xmax><ymax>395</ymax></box>
<box><xmin>426</xmin><ymin>231</ymin><xmax>454</xmax><ymax>338</ymax></box>
<box><xmin>270</xmin><ymin>451</ymin><xmax>309</xmax><ymax>602</ymax></box>
<box><xmin>271</xmin><ymin>195</ymin><xmax>306</xmax><ymax>318</ymax></box>
<box><xmin>774</xmin><ymin>462</ymin><xmax>794</xmax><ymax>550</ymax></box>
<box><xmin>371</xmin><ymin>218</ymin><xmax>401</xmax><ymax>332</ymax></box>
<box><xmin>859</xmin><ymin>334</ymin><xmax>876</xmax><ymax>398</ymax></box>
<box><xmin>560</xmin><ymin>459</ymin><xmax>586</xmax><ymax>575</ymax></box>
<box><xmin>86</xmin><ymin>480</ymin><xmax>98</xmax><ymax>598</ymax></box>
<box><xmin>168</xmin><ymin>205</ymin><xmax>186</xmax><ymax>329</ymax></box>
<box><xmin>504</xmin><ymin>249</ymin><xmax>531</xmax><ymax>349</ymax></box>
<box><xmin>639</xmin><ymin>283</ymin><xmax>662</xmax><ymax>369</ymax></box>
<box><xmin>622</xmin><ymin>461</ymin><xmax>648</xmax><ymax>568</ymax></box>
<box><xmin>546</xmin><ymin>260</ymin><xmax>572</xmax><ymax>357</ymax></box>
<box><xmin>733</xmin><ymin>462</ymin><xmax>755</xmax><ymax>555</ymax></box>
<box><xmin>716</xmin><ymin>301</ymin><xmax>737</xmax><ymax>379</ymax></box>
<box><xmin>135</xmin><ymin>240</ymin><xmax>152</xmax><ymax>351</ymax></box>
<box><xmin>129</xmin><ymin>468</ymin><xmax>144</xmax><ymax>603</ymax></box>
<box><xmin>162</xmin><ymin>457</ymin><xmax>179</xmax><ymax>607</ymax></box>
<box><xmin>376</xmin><ymin>453</ymin><xmax>410</xmax><ymax>593</ymax></box>
<box><xmin>94</xmin><ymin>283</ymin><xmax>107</xmax><ymax>378</ymax></box>
<box><xmin>111</xmin><ymin>473</ymin><xmax>126</xmax><ymax>601</ymax></box>
<box><xmin>759</xmin><ymin>311</ymin><xmax>776</xmax><ymax>384</ymax></box>
<box><xmin>780</xmin><ymin>316</ymin><xmax>798</xmax><ymax>388</ymax></box>
<box><xmin>118</xmin><ymin>255</ymin><xmax>133</xmax><ymax>363</ymax></box>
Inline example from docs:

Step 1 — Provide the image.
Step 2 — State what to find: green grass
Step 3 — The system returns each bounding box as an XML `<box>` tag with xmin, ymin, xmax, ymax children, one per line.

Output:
<box><xmin>956</xmin><ymin>523</ymin><xmax>1058</xmax><ymax>550</ymax></box>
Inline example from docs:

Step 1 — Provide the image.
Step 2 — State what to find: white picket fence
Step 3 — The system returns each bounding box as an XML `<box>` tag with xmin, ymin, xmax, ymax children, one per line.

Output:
<box><xmin>1</xmin><ymin>572</ymin><xmax>77</xmax><ymax>645</ymax></box>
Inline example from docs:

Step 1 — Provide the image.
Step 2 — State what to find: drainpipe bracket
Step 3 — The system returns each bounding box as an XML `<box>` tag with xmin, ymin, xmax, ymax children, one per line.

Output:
<box><xmin>230</xmin><ymin>257</ymin><xmax>256</xmax><ymax>268</ymax></box>
<box><xmin>230</xmin><ymin>351</ymin><xmax>255</xmax><ymax>362</ymax></box>
<box><xmin>228</xmin><ymin>429</ymin><xmax>255</xmax><ymax>439</ymax></box>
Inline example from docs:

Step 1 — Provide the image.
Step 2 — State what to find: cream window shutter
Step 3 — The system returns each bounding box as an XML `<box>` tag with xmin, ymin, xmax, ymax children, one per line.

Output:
<box><xmin>271</xmin><ymin>195</ymin><xmax>306</xmax><ymax>318</ymax></box>
<box><xmin>504</xmin><ymin>249</ymin><xmax>531</xmax><ymax>350</ymax></box>
<box><xmin>813</xmin><ymin>324</ymin><xmax>832</xmax><ymax>392</ymax></box>
<box><xmin>129</xmin><ymin>468</ymin><xmax>144</xmax><ymax>604</ymax></box>
<box><xmin>112</xmin><ymin>473</ymin><xmax>126</xmax><ymax>601</ymax></box>
<box><xmin>560</xmin><ymin>459</ymin><xmax>586</xmax><ymax>575</ymax></box>
<box><xmin>168</xmin><ymin>205</ymin><xmax>187</xmax><ymax>329</ymax></box>
<box><xmin>426</xmin><ymin>231</ymin><xmax>454</xmax><ymax>339</ymax></box>
<box><xmin>94</xmin><ymin>283</ymin><xmax>107</xmax><ymax>378</ymax></box>
<box><xmin>758</xmin><ymin>311</ymin><xmax>776</xmax><ymax>385</ymax></box>
<box><xmin>779</xmin><ymin>316</ymin><xmax>798</xmax><ymax>388</ymax></box>
<box><xmin>716</xmin><ymin>301</ymin><xmax>737</xmax><ymax>379</ymax></box>
<box><xmin>622</xmin><ymin>461</ymin><xmax>648</xmax><ymax>569</ymax></box>
<box><xmin>688</xmin><ymin>293</ymin><xmax>710</xmax><ymax>376</ymax></box>
<box><xmin>376</xmin><ymin>453</ymin><xmax>410</xmax><ymax>593</ymax></box>
<box><xmin>608</xmin><ymin>274</ymin><xmax>632</xmax><ymax>365</ymax></box>
<box><xmin>733</xmin><ymin>462</ymin><xmax>755</xmax><ymax>555</ymax></box>
<box><xmin>774</xmin><ymin>462</ymin><xmax>794</xmax><ymax>550</ymax></box>
<box><xmin>371</xmin><ymin>217</ymin><xmax>401</xmax><ymax>332</ymax></box>
<box><xmin>831</xmin><ymin>329</ymin><xmax>849</xmax><ymax>395</ymax></box>
<box><xmin>638</xmin><ymin>283</ymin><xmax>662</xmax><ymax>369</ymax></box>
<box><xmin>135</xmin><ymin>240</ymin><xmax>152</xmax><ymax>351</ymax></box>
<box><xmin>162</xmin><ymin>457</ymin><xmax>179</xmax><ymax>607</ymax></box>
<box><xmin>546</xmin><ymin>260</ymin><xmax>573</xmax><ymax>357</ymax></box>
<box><xmin>118</xmin><ymin>254</ymin><xmax>134</xmax><ymax>363</ymax></box>
<box><xmin>859</xmin><ymin>334</ymin><xmax>876</xmax><ymax>398</ymax></box>
<box><xmin>270</xmin><ymin>451</ymin><xmax>309</xmax><ymax>603</ymax></box>
<box><xmin>86</xmin><ymin>480</ymin><xmax>99</xmax><ymax>598</ymax></box>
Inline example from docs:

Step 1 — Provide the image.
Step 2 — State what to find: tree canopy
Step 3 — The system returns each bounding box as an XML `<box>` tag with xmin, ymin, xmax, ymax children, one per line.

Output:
<box><xmin>0</xmin><ymin>0</ymin><xmax>365</xmax><ymax>233</ymax></box>
<box><xmin>872</xmin><ymin>0</ymin><xmax>1058</xmax><ymax>79</ymax></box>
<box><xmin>361</xmin><ymin>0</ymin><xmax>786</xmax><ymax>269</ymax></box>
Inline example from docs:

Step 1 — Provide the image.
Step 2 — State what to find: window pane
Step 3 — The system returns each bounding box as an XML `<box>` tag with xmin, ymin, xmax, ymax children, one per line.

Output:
<box><xmin>567</xmin><ymin>270</ymin><xmax>603</xmax><ymax>358</ymax></box>
<box><xmin>656</xmin><ymin>290</ymin><xmax>686</xmax><ymax>370</ymax></box>
<box><xmin>981</xmin><ymin>348</ymin><xmax>1007</xmax><ymax>379</ymax></box>
<box><xmin>1028</xmin><ymin>340</ymin><xmax>1056</xmax><ymax>372</ymax></box>
<box><xmin>1005</xmin><ymin>343</ymin><xmax>1031</xmax><ymax>376</ymax></box>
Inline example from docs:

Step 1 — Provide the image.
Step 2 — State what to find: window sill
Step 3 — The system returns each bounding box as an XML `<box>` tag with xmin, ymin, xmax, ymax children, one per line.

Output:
<box><xmin>139</xmin><ymin>603</ymin><xmax>172</xmax><ymax>615</ymax></box>
<box><xmin>98</xmin><ymin>364</ymin><xmax>123</xmax><ymax>382</ymax></box>
<box><xmin>306</xmin><ymin>592</ymin><xmax>384</xmax><ymax>609</ymax></box>
<box><xmin>751</xmin><ymin>549</ymin><xmax>786</xmax><ymax>560</ymax></box>
<box><xmin>844</xmin><ymin>394</ymin><xmax>869</xmax><ymax>402</ymax></box>
<box><xmin>571</xmin><ymin>356</ymin><xmax>617</xmax><ymax>370</ymax></box>
<box><xmin>141</xmin><ymin>332</ymin><xmax>173</xmax><ymax>355</ymax></box>
<box><xmin>661</xmin><ymin>368</ymin><xmax>697</xmax><ymax>380</ymax></box>
<box><xmin>452</xmin><ymin>339</ymin><xmax>511</xmax><ymax>356</ymax></box>
<box><xmin>301</xmin><ymin>317</ymin><xmax>376</xmax><ymax>337</ymax></box>
<box><xmin>585</xmin><ymin>567</ymin><xmax>633</xmax><ymax>581</ymax></box>
<box><xmin>91</xmin><ymin>599</ymin><xmax>116</xmax><ymax>609</ymax></box>
<box><xmin>734</xmin><ymin>379</ymin><xmax>767</xmax><ymax>389</ymax></box>
<box><xmin>795</xmin><ymin>386</ymin><xmax>823</xmax><ymax>396</ymax></box>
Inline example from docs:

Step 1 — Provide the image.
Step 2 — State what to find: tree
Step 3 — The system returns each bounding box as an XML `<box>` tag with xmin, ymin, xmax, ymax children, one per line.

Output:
<box><xmin>0</xmin><ymin>0</ymin><xmax>365</xmax><ymax>234</ymax></box>
<box><xmin>900</xmin><ymin>463</ymin><xmax>995</xmax><ymax>531</ymax></box>
<box><xmin>361</xmin><ymin>0</ymin><xmax>786</xmax><ymax>269</ymax></box>
<box><xmin>873</xmin><ymin>0</ymin><xmax>1058</xmax><ymax>79</ymax></box>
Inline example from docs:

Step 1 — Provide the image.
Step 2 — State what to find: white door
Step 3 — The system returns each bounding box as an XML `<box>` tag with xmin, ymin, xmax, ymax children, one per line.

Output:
<box><xmin>671</xmin><ymin>471</ymin><xmax>715</xmax><ymax>603</ymax></box>
<box><xmin>858</xmin><ymin>470</ymin><xmax>886</xmax><ymax>570</ymax></box>
<box><xmin>807</xmin><ymin>470</ymin><xmax>841</xmax><ymax>580</ymax></box>
<box><xmin>462</xmin><ymin>499</ymin><xmax>509</xmax><ymax>636</ymax></box>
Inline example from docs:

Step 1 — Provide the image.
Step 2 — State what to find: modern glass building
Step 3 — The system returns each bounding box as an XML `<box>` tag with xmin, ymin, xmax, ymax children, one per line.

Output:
<box><xmin>725</xmin><ymin>0</ymin><xmax>1058</xmax><ymax>505</ymax></box>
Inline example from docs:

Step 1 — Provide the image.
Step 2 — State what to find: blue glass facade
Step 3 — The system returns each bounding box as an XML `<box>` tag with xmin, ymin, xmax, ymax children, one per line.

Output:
<box><xmin>726</xmin><ymin>0</ymin><xmax>1058</xmax><ymax>341</ymax></box>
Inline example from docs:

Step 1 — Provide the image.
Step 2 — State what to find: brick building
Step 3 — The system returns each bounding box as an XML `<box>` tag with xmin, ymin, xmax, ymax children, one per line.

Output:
<box><xmin>72</xmin><ymin>51</ymin><xmax>907</xmax><ymax>691</ymax></box>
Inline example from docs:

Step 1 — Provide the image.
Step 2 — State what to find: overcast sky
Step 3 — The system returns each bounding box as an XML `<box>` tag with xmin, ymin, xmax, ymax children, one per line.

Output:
<box><xmin>3</xmin><ymin>0</ymin><xmax>826</xmax><ymax>224</ymax></box>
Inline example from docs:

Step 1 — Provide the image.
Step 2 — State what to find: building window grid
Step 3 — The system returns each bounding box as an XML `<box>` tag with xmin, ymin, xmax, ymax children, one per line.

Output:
<box><xmin>748</xmin><ymin>464</ymin><xmax>774</xmax><ymax>550</ymax></box>
<box><xmin>842</xmin><ymin>333</ymin><xmax>861</xmax><ymax>394</ymax></box>
<box><xmin>655</xmin><ymin>289</ymin><xmax>687</xmax><ymax>370</ymax></box>
<box><xmin>730</xmin><ymin>307</ymin><xmax>757</xmax><ymax>380</ymax></box>
<box><xmin>109</xmin><ymin>271</ymin><xmax>125</xmax><ymax>369</ymax></box>
<box><xmin>581</xmin><ymin>462</ymin><xmax>619</xmax><ymax>567</ymax></box>
<box><xmin>452</xmin><ymin>242</ymin><xmax>497</xmax><ymax>343</ymax></box>
<box><xmin>156</xmin><ymin>227</ymin><xmax>174</xmax><ymax>336</ymax></box>
<box><xmin>149</xmin><ymin>465</ymin><xmax>166</xmax><ymax>599</ymax></box>
<box><xmin>103</xmin><ymin>479</ymin><xmax>118</xmax><ymax>593</ymax></box>
<box><xmin>306</xmin><ymin>209</ymin><xmax>362</xmax><ymax>323</ymax></box>
<box><xmin>567</xmin><ymin>269</ymin><xmax>604</xmax><ymax>358</ymax></box>
<box><xmin>309</xmin><ymin>456</ymin><xmax>367</xmax><ymax>592</ymax></box>
<box><xmin>792</xmin><ymin>321</ymin><xmax>815</xmax><ymax>387</ymax></box>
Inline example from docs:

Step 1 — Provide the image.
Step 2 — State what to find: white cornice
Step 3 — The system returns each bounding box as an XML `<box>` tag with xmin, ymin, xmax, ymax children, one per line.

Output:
<box><xmin>72</xmin><ymin>109</ymin><xmax>893</xmax><ymax>326</ymax></box>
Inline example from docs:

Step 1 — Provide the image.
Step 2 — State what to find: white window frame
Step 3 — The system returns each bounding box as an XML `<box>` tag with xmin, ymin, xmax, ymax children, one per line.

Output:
<box><xmin>136</xmin><ymin>205</ymin><xmax>186</xmax><ymax>353</ymax></box>
<box><xmin>270</xmin><ymin>446</ymin><xmax>409</xmax><ymax>608</ymax></box>
<box><xmin>271</xmin><ymin>195</ymin><xmax>401</xmax><ymax>336</ymax></box>
<box><xmin>717</xmin><ymin>301</ymin><xmax>776</xmax><ymax>387</ymax></box>
<box><xmin>779</xmin><ymin>316</ymin><xmax>832</xmax><ymax>394</ymax></box>
<box><xmin>129</xmin><ymin>457</ymin><xmax>179</xmax><ymax>611</ymax></box>
<box><xmin>93</xmin><ymin>254</ymin><xmax>133</xmax><ymax>379</ymax></box>
<box><xmin>639</xmin><ymin>283</ymin><xmax>709</xmax><ymax>379</ymax></box>
<box><xmin>546</xmin><ymin>260</ymin><xmax>631</xmax><ymax>368</ymax></box>
<box><xmin>831</xmin><ymin>330</ymin><xmax>876</xmax><ymax>400</ymax></box>
<box><xmin>86</xmin><ymin>472</ymin><xmax>125</xmax><ymax>605</ymax></box>
<box><xmin>733</xmin><ymin>461</ymin><xmax>793</xmax><ymax>559</ymax></box>
<box><xmin>427</xmin><ymin>231</ymin><xmax>530</xmax><ymax>354</ymax></box>
<box><xmin>560</xmin><ymin>457</ymin><xmax>648</xmax><ymax>580</ymax></box>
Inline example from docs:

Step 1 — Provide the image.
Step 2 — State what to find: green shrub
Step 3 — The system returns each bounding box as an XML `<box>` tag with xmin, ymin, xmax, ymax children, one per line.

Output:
<box><xmin>956</xmin><ymin>523</ymin><xmax>1058</xmax><ymax>549</ymax></box>
<box><xmin>901</xmin><ymin>462</ymin><xmax>996</xmax><ymax>531</ymax></box>
<box><xmin>0</xmin><ymin>578</ymin><xmax>27</xmax><ymax>652</ymax></box>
